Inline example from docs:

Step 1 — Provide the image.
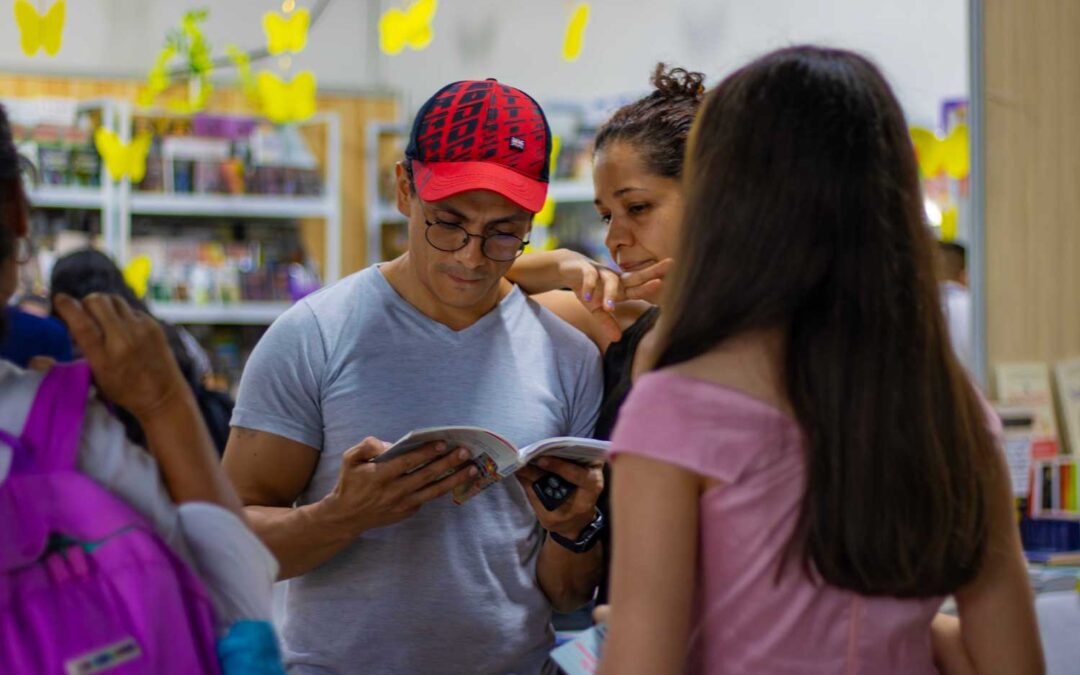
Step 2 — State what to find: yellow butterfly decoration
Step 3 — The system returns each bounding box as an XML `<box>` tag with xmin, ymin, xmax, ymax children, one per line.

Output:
<box><xmin>263</xmin><ymin>7</ymin><xmax>310</xmax><ymax>55</ymax></box>
<box><xmin>940</xmin><ymin>205</ymin><xmax>959</xmax><ymax>242</ymax></box>
<box><xmin>13</xmin><ymin>0</ymin><xmax>65</xmax><ymax>57</ymax></box>
<box><xmin>257</xmin><ymin>70</ymin><xmax>317</xmax><ymax>124</ymax></box>
<box><xmin>137</xmin><ymin>10</ymin><xmax>213</xmax><ymax>113</ymax></box>
<box><xmin>910</xmin><ymin>124</ymin><xmax>969</xmax><ymax>180</ymax></box>
<box><xmin>549</xmin><ymin>134</ymin><xmax>562</xmax><ymax>174</ymax></box>
<box><xmin>529</xmin><ymin>138</ymin><xmax>562</xmax><ymax>235</ymax></box>
<box><xmin>123</xmin><ymin>256</ymin><xmax>152</xmax><ymax>300</ymax></box>
<box><xmin>226</xmin><ymin>44</ymin><xmax>260</xmax><ymax>105</ymax></box>
<box><xmin>533</xmin><ymin>197</ymin><xmax>557</xmax><ymax>227</ymax></box>
<box><xmin>94</xmin><ymin>129</ymin><xmax>153</xmax><ymax>183</ymax></box>
<box><xmin>379</xmin><ymin>0</ymin><xmax>437</xmax><ymax>56</ymax></box>
<box><xmin>562</xmin><ymin>2</ymin><xmax>590</xmax><ymax>63</ymax></box>
<box><xmin>165</xmin><ymin>80</ymin><xmax>212</xmax><ymax>115</ymax></box>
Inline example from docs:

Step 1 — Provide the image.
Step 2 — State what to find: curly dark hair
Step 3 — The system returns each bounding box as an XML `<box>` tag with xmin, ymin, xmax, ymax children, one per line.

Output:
<box><xmin>593</xmin><ymin>63</ymin><xmax>706</xmax><ymax>179</ymax></box>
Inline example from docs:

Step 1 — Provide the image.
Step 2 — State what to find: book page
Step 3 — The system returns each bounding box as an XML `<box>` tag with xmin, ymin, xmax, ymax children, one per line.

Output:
<box><xmin>521</xmin><ymin>437</ymin><xmax>610</xmax><ymax>465</ymax></box>
<box><xmin>374</xmin><ymin>426</ymin><xmax>521</xmax><ymax>505</ymax></box>
<box><xmin>376</xmin><ymin>426</ymin><xmax>515</xmax><ymax>466</ymax></box>
<box><xmin>550</xmin><ymin>624</ymin><xmax>607</xmax><ymax>675</ymax></box>
<box><xmin>996</xmin><ymin>362</ymin><xmax>1060</xmax><ymax>457</ymax></box>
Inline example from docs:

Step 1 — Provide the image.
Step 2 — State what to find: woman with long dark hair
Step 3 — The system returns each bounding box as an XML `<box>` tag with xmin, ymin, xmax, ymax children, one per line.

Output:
<box><xmin>600</xmin><ymin>46</ymin><xmax>1042</xmax><ymax>674</ymax></box>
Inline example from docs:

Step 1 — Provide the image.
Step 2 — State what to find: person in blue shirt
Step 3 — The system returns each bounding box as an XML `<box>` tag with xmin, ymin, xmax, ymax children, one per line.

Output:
<box><xmin>0</xmin><ymin>304</ymin><xmax>73</xmax><ymax>368</ymax></box>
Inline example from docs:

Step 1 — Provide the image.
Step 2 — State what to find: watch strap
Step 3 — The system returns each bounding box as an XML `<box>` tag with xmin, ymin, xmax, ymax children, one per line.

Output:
<box><xmin>548</xmin><ymin>508</ymin><xmax>605</xmax><ymax>553</ymax></box>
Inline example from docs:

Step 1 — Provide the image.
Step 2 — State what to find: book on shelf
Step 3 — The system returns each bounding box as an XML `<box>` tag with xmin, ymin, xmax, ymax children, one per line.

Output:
<box><xmin>1020</xmin><ymin>516</ymin><xmax>1080</xmax><ymax>556</ymax></box>
<box><xmin>995</xmin><ymin>403</ymin><xmax>1038</xmax><ymax>498</ymax></box>
<box><xmin>1029</xmin><ymin>455</ymin><xmax>1079</xmax><ymax>517</ymax></box>
<box><xmin>995</xmin><ymin>362</ymin><xmax>1060</xmax><ymax>458</ymax></box>
<box><xmin>374</xmin><ymin>426</ymin><xmax>609</xmax><ymax>505</ymax></box>
<box><xmin>1025</xmin><ymin>549</ymin><xmax>1080</xmax><ymax>567</ymax></box>
<box><xmin>1054</xmin><ymin>357</ymin><xmax>1080</xmax><ymax>455</ymax></box>
<box><xmin>1027</xmin><ymin>564</ymin><xmax>1080</xmax><ymax>593</ymax></box>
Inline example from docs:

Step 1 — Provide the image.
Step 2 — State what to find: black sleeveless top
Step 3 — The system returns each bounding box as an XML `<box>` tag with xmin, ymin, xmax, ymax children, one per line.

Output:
<box><xmin>594</xmin><ymin>306</ymin><xmax>659</xmax><ymax>604</ymax></box>
<box><xmin>594</xmin><ymin>306</ymin><xmax>661</xmax><ymax>441</ymax></box>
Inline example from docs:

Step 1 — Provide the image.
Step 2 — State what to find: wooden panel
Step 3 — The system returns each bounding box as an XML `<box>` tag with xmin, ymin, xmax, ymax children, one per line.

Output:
<box><xmin>983</xmin><ymin>0</ymin><xmax>1080</xmax><ymax>366</ymax></box>
<box><xmin>0</xmin><ymin>74</ymin><xmax>398</xmax><ymax>277</ymax></box>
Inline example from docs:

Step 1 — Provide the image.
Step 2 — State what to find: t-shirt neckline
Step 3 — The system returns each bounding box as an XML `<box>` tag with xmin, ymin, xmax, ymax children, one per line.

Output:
<box><xmin>371</xmin><ymin>264</ymin><xmax>523</xmax><ymax>339</ymax></box>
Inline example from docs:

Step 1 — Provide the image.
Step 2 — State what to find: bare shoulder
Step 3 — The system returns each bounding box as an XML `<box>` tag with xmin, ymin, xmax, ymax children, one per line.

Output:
<box><xmin>666</xmin><ymin>331</ymin><xmax>793</xmax><ymax>417</ymax></box>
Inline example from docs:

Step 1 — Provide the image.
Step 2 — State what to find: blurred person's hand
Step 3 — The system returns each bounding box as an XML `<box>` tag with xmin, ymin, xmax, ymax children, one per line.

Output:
<box><xmin>54</xmin><ymin>292</ymin><xmax>188</xmax><ymax>421</ymax></box>
<box><xmin>25</xmin><ymin>355</ymin><xmax>56</xmax><ymax>372</ymax></box>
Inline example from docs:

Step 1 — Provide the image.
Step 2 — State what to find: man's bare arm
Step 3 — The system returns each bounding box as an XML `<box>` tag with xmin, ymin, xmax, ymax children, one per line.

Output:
<box><xmin>223</xmin><ymin>427</ymin><xmax>477</xmax><ymax>579</ymax></box>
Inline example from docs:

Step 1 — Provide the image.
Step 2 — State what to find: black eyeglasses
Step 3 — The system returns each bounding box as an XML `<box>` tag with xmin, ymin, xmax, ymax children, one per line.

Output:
<box><xmin>423</xmin><ymin>218</ymin><xmax>530</xmax><ymax>262</ymax></box>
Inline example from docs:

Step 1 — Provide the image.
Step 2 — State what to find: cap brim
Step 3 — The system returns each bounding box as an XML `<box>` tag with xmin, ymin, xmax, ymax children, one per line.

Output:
<box><xmin>412</xmin><ymin>160</ymin><xmax>547</xmax><ymax>213</ymax></box>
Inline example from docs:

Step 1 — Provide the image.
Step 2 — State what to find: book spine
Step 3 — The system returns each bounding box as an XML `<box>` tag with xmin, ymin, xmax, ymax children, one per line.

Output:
<box><xmin>1021</xmin><ymin>517</ymin><xmax>1080</xmax><ymax>552</ymax></box>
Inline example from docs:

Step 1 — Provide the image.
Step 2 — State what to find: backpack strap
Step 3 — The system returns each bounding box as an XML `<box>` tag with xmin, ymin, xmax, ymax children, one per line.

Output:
<box><xmin>0</xmin><ymin>428</ymin><xmax>23</xmax><ymax>452</ymax></box>
<box><xmin>15</xmin><ymin>361</ymin><xmax>93</xmax><ymax>474</ymax></box>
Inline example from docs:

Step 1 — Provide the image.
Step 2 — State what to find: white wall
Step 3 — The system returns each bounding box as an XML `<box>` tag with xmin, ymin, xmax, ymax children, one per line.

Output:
<box><xmin>0</xmin><ymin>0</ymin><xmax>967</xmax><ymax>126</ymax></box>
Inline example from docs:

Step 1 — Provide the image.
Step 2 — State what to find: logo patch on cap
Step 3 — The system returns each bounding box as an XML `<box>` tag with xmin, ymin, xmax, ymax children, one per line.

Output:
<box><xmin>509</xmin><ymin>136</ymin><xmax>526</xmax><ymax>152</ymax></box>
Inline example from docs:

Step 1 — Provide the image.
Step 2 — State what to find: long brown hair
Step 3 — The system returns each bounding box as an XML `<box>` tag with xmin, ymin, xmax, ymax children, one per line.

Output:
<box><xmin>654</xmin><ymin>46</ymin><xmax>996</xmax><ymax>597</ymax></box>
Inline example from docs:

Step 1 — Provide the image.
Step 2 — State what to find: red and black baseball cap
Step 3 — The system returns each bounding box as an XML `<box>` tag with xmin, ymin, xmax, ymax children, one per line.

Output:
<box><xmin>405</xmin><ymin>79</ymin><xmax>551</xmax><ymax>213</ymax></box>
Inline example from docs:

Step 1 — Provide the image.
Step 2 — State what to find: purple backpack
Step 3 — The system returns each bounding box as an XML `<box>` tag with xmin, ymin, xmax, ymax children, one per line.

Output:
<box><xmin>0</xmin><ymin>362</ymin><xmax>221</xmax><ymax>674</ymax></box>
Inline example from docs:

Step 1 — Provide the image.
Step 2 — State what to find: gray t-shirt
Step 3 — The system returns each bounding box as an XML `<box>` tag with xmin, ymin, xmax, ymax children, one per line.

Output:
<box><xmin>232</xmin><ymin>266</ymin><xmax>603</xmax><ymax>675</ymax></box>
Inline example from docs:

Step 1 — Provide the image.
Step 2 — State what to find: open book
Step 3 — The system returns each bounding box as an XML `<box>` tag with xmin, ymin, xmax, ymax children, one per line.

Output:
<box><xmin>374</xmin><ymin>426</ymin><xmax>609</xmax><ymax>504</ymax></box>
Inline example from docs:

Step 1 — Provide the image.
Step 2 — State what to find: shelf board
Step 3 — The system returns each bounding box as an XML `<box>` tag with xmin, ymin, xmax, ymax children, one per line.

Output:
<box><xmin>373</xmin><ymin>204</ymin><xmax>407</xmax><ymax>223</ymax></box>
<box><xmin>131</xmin><ymin>193</ymin><xmax>331</xmax><ymax>219</ymax></box>
<box><xmin>548</xmin><ymin>180</ymin><xmax>595</xmax><ymax>203</ymax></box>
<box><xmin>150</xmin><ymin>301</ymin><xmax>291</xmax><ymax>325</ymax></box>
<box><xmin>28</xmin><ymin>186</ymin><xmax>105</xmax><ymax>210</ymax></box>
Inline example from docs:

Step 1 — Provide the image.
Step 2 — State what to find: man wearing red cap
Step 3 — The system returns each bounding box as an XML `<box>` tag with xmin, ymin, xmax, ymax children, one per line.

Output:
<box><xmin>224</xmin><ymin>80</ymin><xmax>604</xmax><ymax>674</ymax></box>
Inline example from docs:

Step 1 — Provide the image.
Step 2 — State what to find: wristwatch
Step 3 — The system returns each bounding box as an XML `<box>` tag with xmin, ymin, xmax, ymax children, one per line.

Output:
<box><xmin>548</xmin><ymin>508</ymin><xmax>605</xmax><ymax>553</ymax></box>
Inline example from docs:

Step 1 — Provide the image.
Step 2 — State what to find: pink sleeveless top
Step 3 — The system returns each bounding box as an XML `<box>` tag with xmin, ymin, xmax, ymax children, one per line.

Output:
<box><xmin>610</xmin><ymin>371</ymin><xmax>943</xmax><ymax>675</ymax></box>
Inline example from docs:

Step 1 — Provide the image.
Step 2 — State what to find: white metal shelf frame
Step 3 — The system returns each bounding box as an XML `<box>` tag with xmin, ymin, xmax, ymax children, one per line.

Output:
<box><xmin>17</xmin><ymin>96</ymin><xmax>343</xmax><ymax>325</ymax></box>
<box><xmin>129</xmin><ymin>193</ymin><xmax>332</xmax><ymax>219</ymax></box>
<box><xmin>117</xmin><ymin>104</ymin><xmax>342</xmax><ymax>286</ymax></box>
<box><xmin>150</xmin><ymin>301</ymin><xmax>291</xmax><ymax>325</ymax></box>
<box><xmin>365</xmin><ymin>122</ymin><xmax>408</xmax><ymax>267</ymax></box>
<box><xmin>16</xmin><ymin>97</ymin><xmax>121</xmax><ymax>256</ymax></box>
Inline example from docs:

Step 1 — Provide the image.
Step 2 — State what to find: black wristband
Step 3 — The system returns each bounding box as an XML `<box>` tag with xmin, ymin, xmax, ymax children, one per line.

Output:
<box><xmin>548</xmin><ymin>508</ymin><xmax>605</xmax><ymax>554</ymax></box>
